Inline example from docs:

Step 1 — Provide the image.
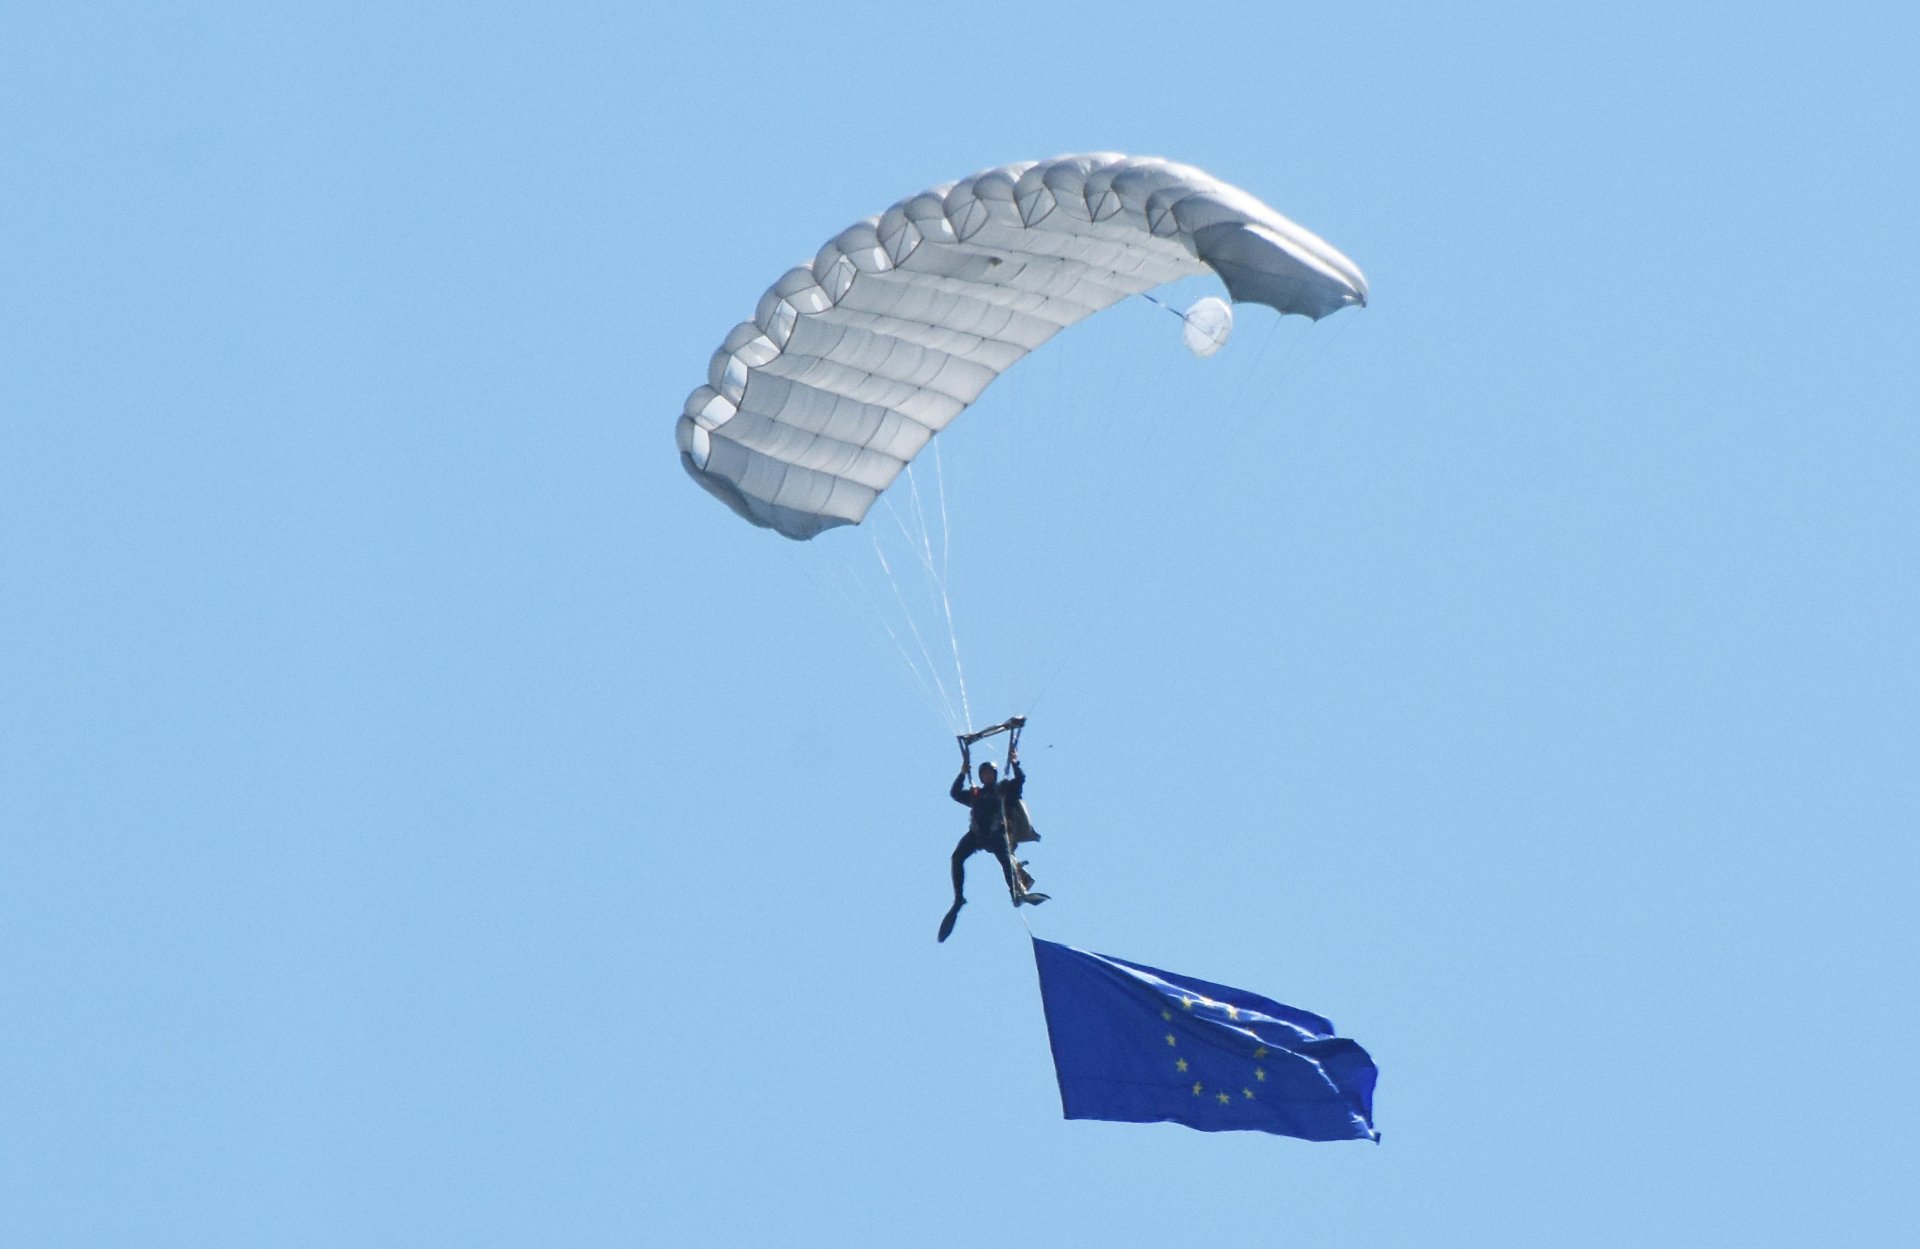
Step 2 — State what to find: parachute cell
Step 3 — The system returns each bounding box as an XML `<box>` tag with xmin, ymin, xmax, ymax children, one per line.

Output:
<box><xmin>675</xmin><ymin>153</ymin><xmax>1367</xmax><ymax>540</ymax></box>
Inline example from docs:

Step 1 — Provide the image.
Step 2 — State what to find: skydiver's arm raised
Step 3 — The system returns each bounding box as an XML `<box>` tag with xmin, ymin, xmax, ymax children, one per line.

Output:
<box><xmin>951</xmin><ymin>767</ymin><xmax>975</xmax><ymax>806</ymax></box>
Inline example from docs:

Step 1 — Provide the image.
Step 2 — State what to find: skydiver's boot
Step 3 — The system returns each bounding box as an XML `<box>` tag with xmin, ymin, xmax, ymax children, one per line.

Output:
<box><xmin>937</xmin><ymin>898</ymin><xmax>965</xmax><ymax>943</ymax></box>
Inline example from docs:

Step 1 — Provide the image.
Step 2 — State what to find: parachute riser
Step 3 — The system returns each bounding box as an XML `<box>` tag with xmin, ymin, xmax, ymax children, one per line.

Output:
<box><xmin>957</xmin><ymin>715</ymin><xmax>1025</xmax><ymax>771</ymax></box>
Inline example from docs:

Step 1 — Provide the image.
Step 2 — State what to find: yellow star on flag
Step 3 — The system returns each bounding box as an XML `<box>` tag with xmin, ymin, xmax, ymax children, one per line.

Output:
<box><xmin>1255</xmin><ymin>1067</ymin><xmax>1266</xmax><ymax>1082</ymax></box>
<box><xmin>1192</xmin><ymin>1082</ymin><xmax>1204</xmax><ymax>1096</ymax></box>
<box><xmin>1175</xmin><ymin>1058</ymin><xmax>1189</xmax><ymax>1073</ymax></box>
<box><xmin>1215</xmin><ymin>1091</ymin><xmax>1231</xmax><ymax>1105</ymax></box>
<box><xmin>1165</xmin><ymin>1033</ymin><xmax>1177</xmax><ymax>1047</ymax></box>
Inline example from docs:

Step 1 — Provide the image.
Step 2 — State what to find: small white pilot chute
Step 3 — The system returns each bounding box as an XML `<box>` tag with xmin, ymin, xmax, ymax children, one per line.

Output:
<box><xmin>1181</xmin><ymin>295</ymin><xmax>1234</xmax><ymax>358</ymax></box>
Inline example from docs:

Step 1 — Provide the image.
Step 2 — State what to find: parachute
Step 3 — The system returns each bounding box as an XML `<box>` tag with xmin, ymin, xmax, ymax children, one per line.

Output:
<box><xmin>1180</xmin><ymin>295</ymin><xmax>1234</xmax><ymax>358</ymax></box>
<box><xmin>675</xmin><ymin>153</ymin><xmax>1367</xmax><ymax>540</ymax></box>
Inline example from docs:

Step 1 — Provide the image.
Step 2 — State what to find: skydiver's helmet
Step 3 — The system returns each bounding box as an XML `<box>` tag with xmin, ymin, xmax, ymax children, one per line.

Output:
<box><xmin>977</xmin><ymin>760</ymin><xmax>998</xmax><ymax>784</ymax></box>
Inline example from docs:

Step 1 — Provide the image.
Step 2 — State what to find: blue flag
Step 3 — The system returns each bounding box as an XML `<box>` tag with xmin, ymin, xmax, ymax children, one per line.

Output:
<box><xmin>1032</xmin><ymin>938</ymin><xmax>1379</xmax><ymax>1142</ymax></box>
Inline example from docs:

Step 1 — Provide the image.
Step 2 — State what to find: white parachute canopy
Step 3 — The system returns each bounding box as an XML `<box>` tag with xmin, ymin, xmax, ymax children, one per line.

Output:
<box><xmin>675</xmin><ymin>153</ymin><xmax>1368</xmax><ymax>541</ymax></box>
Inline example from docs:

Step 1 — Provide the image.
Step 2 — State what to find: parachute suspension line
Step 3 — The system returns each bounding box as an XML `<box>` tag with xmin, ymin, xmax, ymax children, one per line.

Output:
<box><xmin>1137</xmin><ymin>290</ymin><xmax>1181</xmax><ymax>317</ymax></box>
<box><xmin>905</xmin><ymin>453</ymin><xmax>973</xmax><ymax>732</ymax></box>
<box><xmin>1013</xmin><ymin>306</ymin><xmax>1280</xmax><ymax>719</ymax></box>
<box><xmin>872</xmin><ymin>466</ymin><xmax>972</xmax><ymax>733</ymax></box>
<box><xmin>886</xmin><ymin>484</ymin><xmax>965</xmax><ymax>731</ymax></box>
<box><xmin>1219</xmin><ymin>305</ymin><xmax>1357</xmax><ymax>446</ymax></box>
<box><xmin>860</xmin><ymin>535</ymin><xmax>960</xmax><ymax>730</ymax></box>
<box><xmin>902</xmin><ymin>450</ymin><xmax>937</xmax><ymax>573</ymax></box>
<box><xmin>1211</xmin><ymin>311</ymin><xmax>1295</xmax><ymax>447</ymax></box>
<box><xmin>983</xmin><ymin>292</ymin><xmax>1193</xmax><ymax>720</ymax></box>
<box><xmin>790</xmin><ymin>544</ymin><xmax>959</xmax><ymax>731</ymax></box>
<box><xmin>859</xmin><ymin>559</ymin><xmax>964</xmax><ymax>729</ymax></box>
<box><xmin>923</xmin><ymin>444</ymin><xmax>972</xmax><ymax>732</ymax></box>
<box><xmin>868</xmin><ymin>506</ymin><xmax>967</xmax><ymax>733</ymax></box>
<box><xmin>1022</xmin><ymin>311</ymin><xmax>1331</xmax><ymax>720</ymax></box>
<box><xmin>932</xmin><ymin>437</ymin><xmax>954</xmax><ymax>587</ymax></box>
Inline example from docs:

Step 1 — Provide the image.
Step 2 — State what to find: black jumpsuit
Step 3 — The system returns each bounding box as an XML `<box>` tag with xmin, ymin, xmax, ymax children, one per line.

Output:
<box><xmin>947</xmin><ymin>759</ymin><xmax>1025</xmax><ymax>901</ymax></box>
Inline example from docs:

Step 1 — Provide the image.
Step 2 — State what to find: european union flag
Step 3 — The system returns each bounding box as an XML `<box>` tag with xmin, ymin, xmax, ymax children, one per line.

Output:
<box><xmin>1032</xmin><ymin>938</ymin><xmax>1378</xmax><ymax>1142</ymax></box>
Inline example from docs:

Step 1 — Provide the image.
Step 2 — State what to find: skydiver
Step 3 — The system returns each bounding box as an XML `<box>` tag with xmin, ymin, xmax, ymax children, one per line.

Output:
<box><xmin>937</xmin><ymin>748</ymin><xmax>1047</xmax><ymax>943</ymax></box>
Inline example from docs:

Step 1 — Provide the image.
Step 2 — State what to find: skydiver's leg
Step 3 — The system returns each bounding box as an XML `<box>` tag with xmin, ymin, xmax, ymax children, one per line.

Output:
<box><xmin>987</xmin><ymin>840</ymin><xmax>1016</xmax><ymax>891</ymax></box>
<box><xmin>949</xmin><ymin>837</ymin><xmax>972</xmax><ymax>903</ymax></box>
<box><xmin>993</xmin><ymin>834</ymin><xmax>1048</xmax><ymax>905</ymax></box>
<box><xmin>938</xmin><ymin>836</ymin><xmax>973</xmax><ymax>943</ymax></box>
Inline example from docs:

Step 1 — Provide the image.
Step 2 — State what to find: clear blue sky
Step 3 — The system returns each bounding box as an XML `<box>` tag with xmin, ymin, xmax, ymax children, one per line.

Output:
<box><xmin>5</xmin><ymin>3</ymin><xmax>1916</xmax><ymax>1246</ymax></box>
